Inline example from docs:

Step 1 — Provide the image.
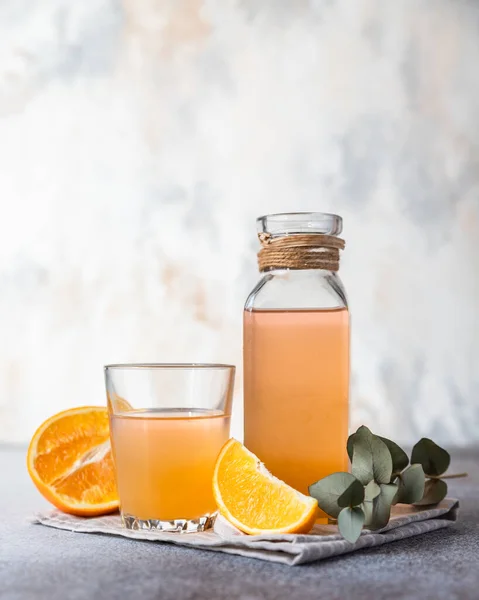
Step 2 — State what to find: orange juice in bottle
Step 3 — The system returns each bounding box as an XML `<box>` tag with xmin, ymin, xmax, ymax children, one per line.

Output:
<box><xmin>244</xmin><ymin>213</ymin><xmax>349</xmax><ymax>497</ymax></box>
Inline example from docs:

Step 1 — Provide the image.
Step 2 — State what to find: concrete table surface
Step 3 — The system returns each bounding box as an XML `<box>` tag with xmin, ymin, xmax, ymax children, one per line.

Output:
<box><xmin>1</xmin><ymin>445</ymin><xmax>478</xmax><ymax>600</ymax></box>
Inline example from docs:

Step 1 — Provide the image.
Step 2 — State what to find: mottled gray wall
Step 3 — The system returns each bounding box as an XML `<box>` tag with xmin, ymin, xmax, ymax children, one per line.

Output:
<box><xmin>1</xmin><ymin>0</ymin><xmax>478</xmax><ymax>444</ymax></box>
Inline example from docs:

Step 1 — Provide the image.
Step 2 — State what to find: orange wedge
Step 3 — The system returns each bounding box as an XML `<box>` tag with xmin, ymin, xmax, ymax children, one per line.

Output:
<box><xmin>27</xmin><ymin>406</ymin><xmax>119</xmax><ymax>516</ymax></box>
<box><xmin>107</xmin><ymin>393</ymin><xmax>133</xmax><ymax>413</ymax></box>
<box><xmin>213</xmin><ymin>439</ymin><xmax>318</xmax><ymax>535</ymax></box>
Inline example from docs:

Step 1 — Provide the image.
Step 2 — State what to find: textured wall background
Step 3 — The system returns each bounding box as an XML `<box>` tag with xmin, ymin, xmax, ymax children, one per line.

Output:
<box><xmin>1</xmin><ymin>0</ymin><xmax>478</xmax><ymax>444</ymax></box>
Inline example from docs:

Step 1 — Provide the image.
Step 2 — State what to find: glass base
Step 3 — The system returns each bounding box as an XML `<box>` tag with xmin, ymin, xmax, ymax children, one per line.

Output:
<box><xmin>121</xmin><ymin>512</ymin><xmax>216</xmax><ymax>533</ymax></box>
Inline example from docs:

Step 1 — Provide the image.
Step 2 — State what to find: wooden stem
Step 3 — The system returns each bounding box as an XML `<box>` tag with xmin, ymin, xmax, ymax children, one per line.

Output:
<box><xmin>436</xmin><ymin>472</ymin><xmax>468</xmax><ymax>480</ymax></box>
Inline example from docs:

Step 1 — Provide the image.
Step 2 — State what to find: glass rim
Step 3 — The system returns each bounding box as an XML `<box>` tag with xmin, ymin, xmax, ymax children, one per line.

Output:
<box><xmin>256</xmin><ymin>211</ymin><xmax>341</xmax><ymax>221</ymax></box>
<box><xmin>256</xmin><ymin>212</ymin><xmax>343</xmax><ymax>236</ymax></box>
<box><xmin>104</xmin><ymin>363</ymin><xmax>235</xmax><ymax>371</ymax></box>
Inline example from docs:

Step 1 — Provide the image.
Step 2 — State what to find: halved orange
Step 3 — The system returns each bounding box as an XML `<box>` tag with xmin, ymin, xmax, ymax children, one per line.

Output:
<box><xmin>27</xmin><ymin>406</ymin><xmax>119</xmax><ymax>516</ymax></box>
<box><xmin>213</xmin><ymin>439</ymin><xmax>318</xmax><ymax>535</ymax></box>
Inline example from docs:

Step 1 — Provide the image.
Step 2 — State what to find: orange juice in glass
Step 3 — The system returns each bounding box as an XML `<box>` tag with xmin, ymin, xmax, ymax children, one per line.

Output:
<box><xmin>105</xmin><ymin>364</ymin><xmax>235</xmax><ymax>532</ymax></box>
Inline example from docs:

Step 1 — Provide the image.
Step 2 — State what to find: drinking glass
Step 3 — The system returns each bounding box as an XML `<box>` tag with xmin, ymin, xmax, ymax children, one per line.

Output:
<box><xmin>105</xmin><ymin>363</ymin><xmax>235</xmax><ymax>532</ymax></box>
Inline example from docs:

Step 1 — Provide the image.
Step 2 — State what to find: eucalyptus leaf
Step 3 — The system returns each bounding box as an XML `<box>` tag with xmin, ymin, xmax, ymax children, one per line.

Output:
<box><xmin>351</xmin><ymin>426</ymin><xmax>393</xmax><ymax>485</ymax></box>
<box><xmin>361</xmin><ymin>500</ymin><xmax>373</xmax><ymax>527</ymax></box>
<box><xmin>366</xmin><ymin>483</ymin><xmax>398</xmax><ymax>530</ymax></box>
<box><xmin>395</xmin><ymin>464</ymin><xmax>425</xmax><ymax>504</ymax></box>
<box><xmin>347</xmin><ymin>432</ymin><xmax>357</xmax><ymax>462</ymax></box>
<box><xmin>378</xmin><ymin>436</ymin><xmax>409</xmax><ymax>474</ymax></box>
<box><xmin>414</xmin><ymin>478</ymin><xmax>448</xmax><ymax>506</ymax></box>
<box><xmin>338</xmin><ymin>478</ymin><xmax>365</xmax><ymax>508</ymax></box>
<box><xmin>364</xmin><ymin>480</ymin><xmax>381</xmax><ymax>501</ymax></box>
<box><xmin>337</xmin><ymin>507</ymin><xmax>365</xmax><ymax>543</ymax></box>
<box><xmin>309</xmin><ymin>472</ymin><xmax>358</xmax><ymax>518</ymax></box>
<box><xmin>411</xmin><ymin>438</ymin><xmax>450</xmax><ymax>477</ymax></box>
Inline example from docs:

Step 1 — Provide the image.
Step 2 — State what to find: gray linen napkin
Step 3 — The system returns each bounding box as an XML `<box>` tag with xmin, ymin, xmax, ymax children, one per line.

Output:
<box><xmin>32</xmin><ymin>498</ymin><xmax>458</xmax><ymax>566</ymax></box>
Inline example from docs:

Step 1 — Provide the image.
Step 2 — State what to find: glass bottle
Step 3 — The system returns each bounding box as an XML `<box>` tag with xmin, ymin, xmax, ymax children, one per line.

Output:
<box><xmin>243</xmin><ymin>212</ymin><xmax>349</xmax><ymax>497</ymax></box>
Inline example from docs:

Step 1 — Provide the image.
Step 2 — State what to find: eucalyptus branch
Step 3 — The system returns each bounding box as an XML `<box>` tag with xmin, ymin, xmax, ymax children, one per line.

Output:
<box><xmin>309</xmin><ymin>427</ymin><xmax>466</xmax><ymax>544</ymax></box>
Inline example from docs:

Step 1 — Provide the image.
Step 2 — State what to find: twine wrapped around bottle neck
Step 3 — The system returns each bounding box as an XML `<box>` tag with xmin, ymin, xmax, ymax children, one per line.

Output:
<box><xmin>257</xmin><ymin>232</ymin><xmax>345</xmax><ymax>272</ymax></box>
